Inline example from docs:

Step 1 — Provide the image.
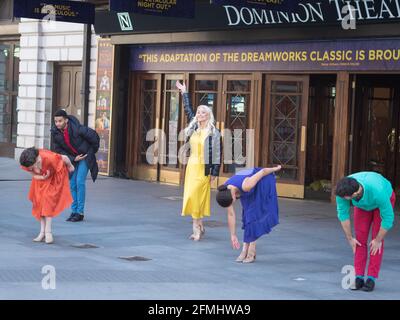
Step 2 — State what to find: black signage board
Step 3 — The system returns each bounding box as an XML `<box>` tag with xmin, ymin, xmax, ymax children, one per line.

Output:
<box><xmin>95</xmin><ymin>1</ymin><xmax>400</xmax><ymax>36</ymax></box>
<box><xmin>14</xmin><ymin>0</ymin><xmax>95</xmax><ymax>24</ymax></box>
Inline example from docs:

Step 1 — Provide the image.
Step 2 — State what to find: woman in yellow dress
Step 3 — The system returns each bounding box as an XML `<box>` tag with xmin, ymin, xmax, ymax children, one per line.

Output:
<box><xmin>176</xmin><ymin>81</ymin><xmax>221</xmax><ymax>241</ymax></box>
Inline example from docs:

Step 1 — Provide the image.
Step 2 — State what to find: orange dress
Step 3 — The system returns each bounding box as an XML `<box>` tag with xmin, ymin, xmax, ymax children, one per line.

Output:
<box><xmin>22</xmin><ymin>149</ymin><xmax>73</xmax><ymax>220</ymax></box>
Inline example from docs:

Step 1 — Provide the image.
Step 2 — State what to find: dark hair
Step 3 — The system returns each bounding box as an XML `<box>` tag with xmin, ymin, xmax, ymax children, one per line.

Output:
<box><xmin>216</xmin><ymin>185</ymin><xmax>233</xmax><ymax>207</ymax></box>
<box><xmin>335</xmin><ymin>177</ymin><xmax>359</xmax><ymax>197</ymax></box>
<box><xmin>54</xmin><ymin>109</ymin><xmax>68</xmax><ymax>118</ymax></box>
<box><xmin>19</xmin><ymin>147</ymin><xmax>39</xmax><ymax>167</ymax></box>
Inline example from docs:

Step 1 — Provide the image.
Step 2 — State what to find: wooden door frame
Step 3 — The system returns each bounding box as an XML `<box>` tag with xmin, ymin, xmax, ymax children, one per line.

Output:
<box><xmin>128</xmin><ymin>72</ymin><xmax>162</xmax><ymax>181</ymax></box>
<box><xmin>219</xmin><ymin>74</ymin><xmax>254</xmax><ymax>183</ymax></box>
<box><xmin>186</xmin><ymin>73</ymin><xmax>224</xmax><ymax>188</ymax></box>
<box><xmin>394</xmin><ymin>87</ymin><xmax>400</xmax><ymax>193</ymax></box>
<box><xmin>263</xmin><ymin>74</ymin><xmax>310</xmax><ymax>199</ymax></box>
<box><xmin>52</xmin><ymin>62</ymin><xmax>83</xmax><ymax>117</ymax></box>
<box><xmin>331</xmin><ymin>72</ymin><xmax>351</xmax><ymax>202</ymax></box>
<box><xmin>159</xmin><ymin>73</ymin><xmax>184</xmax><ymax>184</ymax></box>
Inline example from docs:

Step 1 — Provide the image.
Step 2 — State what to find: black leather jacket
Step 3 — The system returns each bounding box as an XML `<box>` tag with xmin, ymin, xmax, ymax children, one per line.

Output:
<box><xmin>183</xmin><ymin>93</ymin><xmax>221</xmax><ymax>177</ymax></box>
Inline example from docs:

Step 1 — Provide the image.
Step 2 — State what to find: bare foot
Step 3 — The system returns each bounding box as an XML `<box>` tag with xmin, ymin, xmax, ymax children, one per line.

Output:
<box><xmin>263</xmin><ymin>165</ymin><xmax>282</xmax><ymax>175</ymax></box>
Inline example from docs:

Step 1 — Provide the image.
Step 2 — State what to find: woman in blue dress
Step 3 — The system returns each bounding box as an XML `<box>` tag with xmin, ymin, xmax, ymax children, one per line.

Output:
<box><xmin>216</xmin><ymin>166</ymin><xmax>281</xmax><ymax>263</ymax></box>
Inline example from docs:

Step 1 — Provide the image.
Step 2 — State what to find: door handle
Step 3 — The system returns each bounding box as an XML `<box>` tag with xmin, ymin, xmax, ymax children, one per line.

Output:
<box><xmin>388</xmin><ymin>128</ymin><xmax>395</xmax><ymax>152</ymax></box>
<box><xmin>313</xmin><ymin>123</ymin><xmax>318</xmax><ymax>146</ymax></box>
<box><xmin>319</xmin><ymin>123</ymin><xmax>324</xmax><ymax>147</ymax></box>
<box><xmin>301</xmin><ymin>126</ymin><xmax>306</xmax><ymax>152</ymax></box>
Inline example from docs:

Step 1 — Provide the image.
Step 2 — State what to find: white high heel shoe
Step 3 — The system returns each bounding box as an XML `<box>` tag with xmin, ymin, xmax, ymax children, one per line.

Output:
<box><xmin>45</xmin><ymin>232</ymin><xmax>54</xmax><ymax>244</ymax></box>
<box><xmin>33</xmin><ymin>233</ymin><xmax>45</xmax><ymax>242</ymax></box>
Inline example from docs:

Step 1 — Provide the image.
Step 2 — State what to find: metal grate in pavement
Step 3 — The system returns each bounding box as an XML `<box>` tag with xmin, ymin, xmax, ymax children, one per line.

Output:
<box><xmin>0</xmin><ymin>269</ymin><xmax>213</xmax><ymax>283</ymax></box>
<box><xmin>70</xmin><ymin>243</ymin><xmax>99</xmax><ymax>249</ymax></box>
<box><xmin>118</xmin><ymin>256</ymin><xmax>152</xmax><ymax>261</ymax></box>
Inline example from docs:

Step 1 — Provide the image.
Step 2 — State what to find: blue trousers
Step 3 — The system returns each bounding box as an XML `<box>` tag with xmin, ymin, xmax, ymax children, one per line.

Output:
<box><xmin>70</xmin><ymin>159</ymin><xmax>89</xmax><ymax>214</ymax></box>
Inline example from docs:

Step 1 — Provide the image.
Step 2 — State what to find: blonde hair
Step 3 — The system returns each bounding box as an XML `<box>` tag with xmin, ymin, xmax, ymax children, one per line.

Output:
<box><xmin>185</xmin><ymin>105</ymin><xmax>216</xmax><ymax>138</ymax></box>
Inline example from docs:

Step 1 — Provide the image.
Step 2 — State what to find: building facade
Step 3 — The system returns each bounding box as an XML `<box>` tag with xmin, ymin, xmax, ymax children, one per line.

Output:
<box><xmin>13</xmin><ymin>0</ymin><xmax>400</xmax><ymax>203</ymax></box>
<box><xmin>14</xmin><ymin>0</ymin><xmax>109</xmax><ymax>160</ymax></box>
<box><xmin>0</xmin><ymin>0</ymin><xmax>20</xmax><ymax>158</ymax></box>
<box><xmin>94</xmin><ymin>0</ymin><xmax>400</xmax><ymax>202</ymax></box>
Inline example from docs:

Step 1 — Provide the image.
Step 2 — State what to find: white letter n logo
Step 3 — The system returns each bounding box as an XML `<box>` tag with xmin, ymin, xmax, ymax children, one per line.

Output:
<box><xmin>117</xmin><ymin>12</ymin><xmax>133</xmax><ymax>31</ymax></box>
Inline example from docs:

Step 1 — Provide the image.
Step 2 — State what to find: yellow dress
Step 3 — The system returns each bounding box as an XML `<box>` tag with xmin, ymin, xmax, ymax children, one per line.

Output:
<box><xmin>181</xmin><ymin>128</ymin><xmax>211</xmax><ymax>219</ymax></box>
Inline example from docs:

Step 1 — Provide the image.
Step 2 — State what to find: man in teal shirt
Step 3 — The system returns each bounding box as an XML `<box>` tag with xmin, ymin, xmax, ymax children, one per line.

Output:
<box><xmin>336</xmin><ymin>172</ymin><xmax>395</xmax><ymax>292</ymax></box>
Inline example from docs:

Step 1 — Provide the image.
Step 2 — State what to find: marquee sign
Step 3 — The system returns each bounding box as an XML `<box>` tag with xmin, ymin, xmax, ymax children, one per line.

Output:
<box><xmin>95</xmin><ymin>0</ymin><xmax>400</xmax><ymax>35</ymax></box>
<box><xmin>130</xmin><ymin>39</ymin><xmax>400</xmax><ymax>72</ymax></box>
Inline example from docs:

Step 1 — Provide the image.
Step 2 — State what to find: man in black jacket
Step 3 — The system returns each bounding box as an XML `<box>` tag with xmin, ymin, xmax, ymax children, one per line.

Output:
<box><xmin>51</xmin><ymin>110</ymin><xmax>100</xmax><ymax>222</ymax></box>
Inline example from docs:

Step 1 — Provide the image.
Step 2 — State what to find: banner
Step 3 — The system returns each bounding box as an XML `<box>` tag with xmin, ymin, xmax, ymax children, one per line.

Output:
<box><xmin>95</xmin><ymin>39</ymin><xmax>114</xmax><ymax>175</ymax></box>
<box><xmin>13</xmin><ymin>0</ymin><xmax>95</xmax><ymax>24</ymax></box>
<box><xmin>212</xmin><ymin>0</ymin><xmax>298</xmax><ymax>11</ymax></box>
<box><xmin>130</xmin><ymin>39</ymin><xmax>400</xmax><ymax>72</ymax></box>
<box><xmin>110</xmin><ymin>0</ymin><xmax>195</xmax><ymax>18</ymax></box>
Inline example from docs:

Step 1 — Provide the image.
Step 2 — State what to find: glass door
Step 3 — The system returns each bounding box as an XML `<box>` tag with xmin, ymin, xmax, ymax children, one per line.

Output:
<box><xmin>263</xmin><ymin>75</ymin><xmax>310</xmax><ymax>199</ymax></box>
<box><xmin>219</xmin><ymin>75</ymin><xmax>253</xmax><ymax>184</ymax></box>
<box><xmin>159</xmin><ymin>74</ymin><xmax>184</xmax><ymax>184</ymax></box>
<box><xmin>132</xmin><ymin>73</ymin><xmax>162</xmax><ymax>181</ymax></box>
<box><xmin>190</xmin><ymin>74</ymin><xmax>223</xmax><ymax>188</ymax></box>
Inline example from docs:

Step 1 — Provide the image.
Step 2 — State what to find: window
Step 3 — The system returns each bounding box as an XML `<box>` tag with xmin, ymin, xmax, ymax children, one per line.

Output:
<box><xmin>0</xmin><ymin>43</ymin><xmax>19</xmax><ymax>146</ymax></box>
<box><xmin>0</xmin><ymin>0</ymin><xmax>13</xmax><ymax>21</ymax></box>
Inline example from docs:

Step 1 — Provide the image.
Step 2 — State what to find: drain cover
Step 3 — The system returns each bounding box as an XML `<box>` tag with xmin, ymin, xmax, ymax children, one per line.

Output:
<box><xmin>161</xmin><ymin>196</ymin><xmax>183</xmax><ymax>201</ymax></box>
<box><xmin>293</xmin><ymin>277</ymin><xmax>307</xmax><ymax>281</ymax></box>
<box><xmin>203</xmin><ymin>220</ymin><xmax>226</xmax><ymax>227</ymax></box>
<box><xmin>118</xmin><ymin>256</ymin><xmax>152</xmax><ymax>261</ymax></box>
<box><xmin>71</xmin><ymin>243</ymin><xmax>99</xmax><ymax>249</ymax></box>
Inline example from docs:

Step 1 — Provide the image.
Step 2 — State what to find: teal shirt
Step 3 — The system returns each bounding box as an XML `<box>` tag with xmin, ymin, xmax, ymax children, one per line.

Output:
<box><xmin>336</xmin><ymin>172</ymin><xmax>394</xmax><ymax>230</ymax></box>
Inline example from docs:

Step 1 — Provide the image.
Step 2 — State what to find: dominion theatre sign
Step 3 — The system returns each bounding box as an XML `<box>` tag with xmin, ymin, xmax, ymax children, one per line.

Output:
<box><xmin>94</xmin><ymin>0</ymin><xmax>400</xmax><ymax>35</ymax></box>
<box><xmin>223</xmin><ymin>0</ymin><xmax>400</xmax><ymax>26</ymax></box>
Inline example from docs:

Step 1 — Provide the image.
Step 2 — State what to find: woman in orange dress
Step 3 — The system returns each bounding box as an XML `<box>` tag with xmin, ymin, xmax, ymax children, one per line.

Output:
<box><xmin>20</xmin><ymin>147</ymin><xmax>74</xmax><ymax>244</ymax></box>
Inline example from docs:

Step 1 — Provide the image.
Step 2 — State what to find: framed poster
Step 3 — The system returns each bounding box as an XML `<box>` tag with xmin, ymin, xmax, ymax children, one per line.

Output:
<box><xmin>95</xmin><ymin>39</ymin><xmax>114</xmax><ymax>175</ymax></box>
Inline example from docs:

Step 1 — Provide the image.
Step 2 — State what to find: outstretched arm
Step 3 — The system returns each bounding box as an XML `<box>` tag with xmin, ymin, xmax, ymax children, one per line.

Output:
<box><xmin>242</xmin><ymin>165</ymin><xmax>281</xmax><ymax>192</ymax></box>
<box><xmin>61</xmin><ymin>155</ymin><xmax>75</xmax><ymax>173</ymax></box>
<box><xmin>176</xmin><ymin>80</ymin><xmax>195</xmax><ymax>121</ymax></box>
<box><xmin>227</xmin><ymin>205</ymin><xmax>240</xmax><ymax>249</ymax></box>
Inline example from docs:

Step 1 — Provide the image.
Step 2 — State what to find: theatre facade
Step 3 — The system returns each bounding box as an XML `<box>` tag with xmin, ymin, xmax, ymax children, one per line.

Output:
<box><xmin>94</xmin><ymin>0</ymin><xmax>400</xmax><ymax>202</ymax></box>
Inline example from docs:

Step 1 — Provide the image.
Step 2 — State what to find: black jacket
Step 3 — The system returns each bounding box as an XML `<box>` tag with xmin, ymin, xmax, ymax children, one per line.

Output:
<box><xmin>183</xmin><ymin>93</ymin><xmax>221</xmax><ymax>177</ymax></box>
<box><xmin>50</xmin><ymin>115</ymin><xmax>100</xmax><ymax>182</ymax></box>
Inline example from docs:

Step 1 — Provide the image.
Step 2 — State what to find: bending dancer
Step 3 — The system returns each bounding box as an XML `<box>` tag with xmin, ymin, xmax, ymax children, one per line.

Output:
<box><xmin>216</xmin><ymin>166</ymin><xmax>281</xmax><ymax>263</ymax></box>
<box><xmin>176</xmin><ymin>80</ymin><xmax>221</xmax><ymax>241</ymax></box>
<box><xmin>336</xmin><ymin>171</ymin><xmax>395</xmax><ymax>292</ymax></box>
<box><xmin>20</xmin><ymin>148</ymin><xmax>74</xmax><ymax>244</ymax></box>
<box><xmin>51</xmin><ymin>109</ymin><xmax>100</xmax><ymax>222</ymax></box>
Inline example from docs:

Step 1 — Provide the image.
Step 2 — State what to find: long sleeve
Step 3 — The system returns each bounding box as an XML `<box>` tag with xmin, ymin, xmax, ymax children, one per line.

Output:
<box><xmin>210</xmin><ymin>130</ymin><xmax>222</xmax><ymax>176</ymax></box>
<box><xmin>377</xmin><ymin>197</ymin><xmax>395</xmax><ymax>230</ymax></box>
<box><xmin>79</xmin><ymin>126</ymin><xmax>100</xmax><ymax>153</ymax></box>
<box><xmin>52</xmin><ymin>138</ymin><xmax>75</xmax><ymax>164</ymax></box>
<box><xmin>182</xmin><ymin>93</ymin><xmax>195</xmax><ymax>122</ymax></box>
<box><xmin>336</xmin><ymin>196</ymin><xmax>351</xmax><ymax>222</ymax></box>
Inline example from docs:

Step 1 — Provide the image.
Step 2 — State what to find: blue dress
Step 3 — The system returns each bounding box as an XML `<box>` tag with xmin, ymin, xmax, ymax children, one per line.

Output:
<box><xmin>225</xmin><ymin>168</ymin><xmax>279</xmax><ymax>243</ymax></box>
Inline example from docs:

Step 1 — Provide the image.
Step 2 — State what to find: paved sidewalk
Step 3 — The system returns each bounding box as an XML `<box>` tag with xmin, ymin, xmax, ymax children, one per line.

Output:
<box><xmin>0</xmin><ymin>157</ymin><xmax>399</xmax><ymax>300</ymax></box>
